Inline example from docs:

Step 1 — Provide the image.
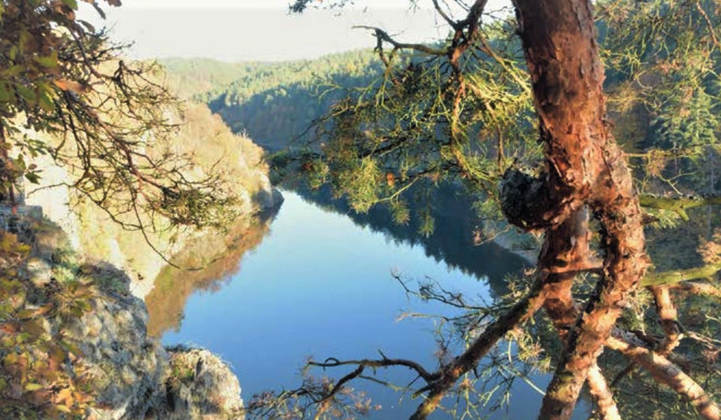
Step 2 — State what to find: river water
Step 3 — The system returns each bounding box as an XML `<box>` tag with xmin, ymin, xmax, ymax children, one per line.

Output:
<box><xmin>153</xmin><ymin>191</ymin><xmax>590</xmax><ymax>419</ymax></box>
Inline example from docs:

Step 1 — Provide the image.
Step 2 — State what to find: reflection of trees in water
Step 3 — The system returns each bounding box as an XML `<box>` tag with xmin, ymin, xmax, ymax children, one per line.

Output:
<box><xmin>145</xmin><ymin>214</ymin><xmax>276</xmax><ymax>337</ymax></box>
<box><xmin>145</xmin><ymin>183</ymin><xmax>530</xmax><ymax>337</ymax></box>
<box><xmin>292</xmin><ymin>183</ymin><xmax>531</xmax><ymax>299</ymax></box>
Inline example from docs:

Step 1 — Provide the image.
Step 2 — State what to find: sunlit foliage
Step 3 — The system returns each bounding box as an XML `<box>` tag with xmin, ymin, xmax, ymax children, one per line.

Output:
<box><xmin>0</xmin><ymin>0</ymin><xmax>240</xmax><ymax>241</ymax></box>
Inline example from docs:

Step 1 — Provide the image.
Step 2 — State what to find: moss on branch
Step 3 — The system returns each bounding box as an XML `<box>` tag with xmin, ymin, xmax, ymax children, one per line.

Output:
<box><xmin>639</xmin><ymin>194</ymin><xmax>721</xmax><ymax>221</ymax></box>
<box><xmin>642</xmin><ymin>263</ymin><xmax>721</xmax><ymax>287</ymax></box>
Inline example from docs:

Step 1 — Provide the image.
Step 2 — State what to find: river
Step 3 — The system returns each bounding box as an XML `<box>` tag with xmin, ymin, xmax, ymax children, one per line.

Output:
<box><xmin>151</xmin><ymin>191</ymin><xmax>591</xmax><ymax>419</ymax></box>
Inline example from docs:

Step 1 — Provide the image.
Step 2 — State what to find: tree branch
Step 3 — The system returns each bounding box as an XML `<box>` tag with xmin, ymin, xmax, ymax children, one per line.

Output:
<box><xmin>353</xmin><ymin>26</ymin><xmax>447</xmax><ymax>56</ymax></box>
<box><xmin>408</xmin><ymin>277</ymin><xmax>546</xmax><ymax>420</ymax></box>
<box><xmin>310</xmin><ymin>355</ymin><xmax>440</xmax><ymax>383</ymax></box>
<box><xmin>640</xmin><ymin>194</ymin><xmax>721</xmax><ymax>220</ymax></box>
<box><xmin>642</xmin><ymin>263</ymin><xmax>721</xmax><ymax>287</ymax></box>
<box><xmin>606</xmin><ymin>333</ymin><xmax>720</xmax><ymax>420</ymax></box>
<box><xmin>649</xmin><ymin>286</ymin><xmax>683</xmax><ymax>356</ymax></box>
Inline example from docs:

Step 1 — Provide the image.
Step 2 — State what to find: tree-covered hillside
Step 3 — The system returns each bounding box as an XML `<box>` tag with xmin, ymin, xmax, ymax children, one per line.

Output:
<box><xmin>158</xmin><ymin>58</ymin><xmax>274</xmax><ymax>99</ymax></box>
<box><xmin>160</xmin><ymin>50</ymin><xmax>385</xmax><ymax>150</ymax></box>
<box><xmin>162</xmin><ymin>31</ymin><xmax>720</xmax><ymax>277</ymax></box>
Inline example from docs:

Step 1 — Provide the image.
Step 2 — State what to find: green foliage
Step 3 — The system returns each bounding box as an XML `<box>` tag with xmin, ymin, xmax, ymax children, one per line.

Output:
<box><xmin>599</xmin><ymin>0</ymin><xmax>721</xmax><ymax>195</ymax></box>
<box><xmin>283</xmin><ymin>25</ymin><xmax>537</xmax><ymax>228</ymax></box>
<box><xmin>157</xmin><ymin>58</ymin><xmax>272</xmax><ymax>99</ymax></box>
<box><xmin>652</xmin><ymin>88</ymin><xmax>719</xmax><ymax>152</ymax></box>
<box><xmin>163</xmin><ymin>51</ymin><xmax>385</xmax><ymax>151</ymax></box>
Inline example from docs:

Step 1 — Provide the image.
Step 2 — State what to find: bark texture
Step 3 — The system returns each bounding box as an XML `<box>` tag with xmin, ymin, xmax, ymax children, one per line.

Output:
<box><xmin>505</xmin><ymin>1</ymin><xmax>650</xmax><ymax>419</ymax></box>
<box><xmin>649</xmin><ymin>286</ymin><xmax>682</xmax><ymax>355</ymax></box>
<box><xmin>607</xmin><ymin>334</ymin><xmax>721</xmax><ymax>420</ymax></box>
<box><xmin>539</xmin><ymin>211</ymin><xmax>620</xmax><ymax>420</ymax></box>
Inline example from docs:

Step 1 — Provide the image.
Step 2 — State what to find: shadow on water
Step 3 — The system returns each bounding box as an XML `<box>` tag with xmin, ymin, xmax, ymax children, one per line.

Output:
<box><xmin>291</xmin><ymin>183</ymin><xmax>533</xmax><ymax>298</ymax></box>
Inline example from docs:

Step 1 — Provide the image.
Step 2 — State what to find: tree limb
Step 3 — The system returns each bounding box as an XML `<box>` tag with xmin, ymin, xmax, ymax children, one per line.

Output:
<box><xmin>607</xmin><ymin>333</ymin><xmax>721</xmax><ymax>420</ymax></box>
<box><xmin>408</xmin><ymin>277</ymin><xmax>546</xmax><ymax>420</ymax></box>
<box><xmin>649</xmin><ymin>286</ymin><xmax>683</xmax><ymax>356</ymax></box>
<box><xmin>640</xmin><ymin>194</ymin><xmax>721</xmax><ymax>220</ymax></box>
<box><xmin>642</xmin><ymin>263</ymin><xmax>721</xmax><ymax>287</ymax></box>
<box><xmin>310</xmin><ymin>355</ymin><xmax>440</xmax><ymax>383</ymax></box>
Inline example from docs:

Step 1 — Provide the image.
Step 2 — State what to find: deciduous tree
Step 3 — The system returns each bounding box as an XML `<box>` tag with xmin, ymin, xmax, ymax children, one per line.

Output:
<box><xmin>0</xmin><ymin>0</ymin><xmax>238</xmax><ymax>243</ymax></box>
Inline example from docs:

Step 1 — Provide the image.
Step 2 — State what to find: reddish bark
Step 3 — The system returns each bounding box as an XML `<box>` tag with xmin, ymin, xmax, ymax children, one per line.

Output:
<box><xmin>586</xmin><ymin>367</ymin><xmax>621</xmax><ymax>420</ymax></box>
<box><xmin>539</xmin><ymin>211</ymin><xmax>595</xmax><ymax>341</ymax></box>
<box><xmin>539</xmin><ymin>211</ymin><xmax>620</xmax><ymax>420</ymax></box>
<box><xmin>506</xmin><ymin>1</ymin><xmax>650</xmax><ymax>419</ymax></box>
<box><xmin>649</xmin><ymin>286</ymin><xmax>682</xmax><ymax>355</ymax></box>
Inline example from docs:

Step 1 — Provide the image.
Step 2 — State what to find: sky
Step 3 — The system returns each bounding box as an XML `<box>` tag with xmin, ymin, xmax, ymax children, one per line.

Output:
<box><xmin>79</xmin><ymin>0</ymin><xmax>511</xmax><ymax>62</ymax></box>
<box><xmin>115</xmin><ymin>0</ymin><xmax>423</xmax><ymax>9</ymax></box>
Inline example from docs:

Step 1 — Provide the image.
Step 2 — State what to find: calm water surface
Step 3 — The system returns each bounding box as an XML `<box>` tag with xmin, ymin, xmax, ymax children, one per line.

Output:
<box><xmin>158</xmin><ymin>191</ymin><xmax>590</xmax><ymax>419</ymax></box>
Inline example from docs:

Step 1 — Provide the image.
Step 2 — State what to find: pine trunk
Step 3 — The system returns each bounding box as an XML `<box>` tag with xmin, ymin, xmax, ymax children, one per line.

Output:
<box><xmin>509</xmin><ymin>1</ymin><xmax>649</xmax><ymax>419</ymax></box>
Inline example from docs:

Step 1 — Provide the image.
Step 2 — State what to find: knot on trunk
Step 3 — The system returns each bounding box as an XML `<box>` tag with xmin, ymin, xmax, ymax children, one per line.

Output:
<box><xmin>500</xmin><ymin>168</ymin><xmax>556</xmax><ymax>231</ymax></box>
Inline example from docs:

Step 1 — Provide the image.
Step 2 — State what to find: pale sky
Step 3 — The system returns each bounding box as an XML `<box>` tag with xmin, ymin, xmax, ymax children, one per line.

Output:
<box><xmin>80</xmin><ymin>0</ymin><xmax>511</xmax><ymax>62</ymax></box>
<box><xmin>116</xmin><ymin>0</ymin><xmax>421</xmax><ymax>9</ymax></box>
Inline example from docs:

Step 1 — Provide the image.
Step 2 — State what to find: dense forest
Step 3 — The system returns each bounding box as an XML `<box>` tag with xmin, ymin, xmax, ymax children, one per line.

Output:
<box><xmin>160</xmin><ymin>51</ymin><xmax>385</xmax><ymax>150</ymax></box>
<box><xmin>164</xmin><ymin>40</ymin><xmax>719</xmax><ymax>219</ymax></box>
<box><xmin>163</xmin><ymin>33</ymin><xmax>720</xmax><ymax>273</ymax></box>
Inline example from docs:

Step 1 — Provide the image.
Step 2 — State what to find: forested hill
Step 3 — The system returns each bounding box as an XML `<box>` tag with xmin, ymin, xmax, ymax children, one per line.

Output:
<box><xmin>158</xmin><ymin>58</ymin><xmax>273</xmax><ymax>99</ymax></box>
<box><xmin>159</xmin><ymin>50</ymin><xmax>385</xmax><ymax>150</ymax></box>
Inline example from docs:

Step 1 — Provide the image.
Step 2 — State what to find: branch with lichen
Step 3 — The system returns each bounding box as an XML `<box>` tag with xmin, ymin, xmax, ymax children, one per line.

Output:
<box><xmin>639</xmin><ymin>194</ymin><xmax>721</xmax><ymax>221</ymax></box>
<box><xmin>642</xmin><ymin>263</ymin><xmax>721</xmax><ymax>287</ymax></box>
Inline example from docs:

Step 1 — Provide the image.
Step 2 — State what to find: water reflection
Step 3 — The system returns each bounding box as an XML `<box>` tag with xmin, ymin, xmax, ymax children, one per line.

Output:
<box><xmin>146</xmin><ymin>191</ymin><xmax>589</xmax><ymax>419</ymax></box>
<box><xmin>146</xmin><ymin>215</ymin><xmax>275</xmax><ymax>336</ymax></box>
<box><xmin>292</xmin><ymin>184</ymin><xmax>533</xmax><ymax>298</ymax></box>
<box><xmin>147</xmin><ymin>184</ymin><xmax>530</xmax><ymax>338</ymax></box>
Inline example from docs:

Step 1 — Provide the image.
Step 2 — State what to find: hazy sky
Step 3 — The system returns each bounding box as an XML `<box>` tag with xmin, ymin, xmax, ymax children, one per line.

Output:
<box><xmin>80</xmin><ymin>0</ymin><xmax>511</xmax><ymax>62</ymax></box>
<box><xmin>116</xmin><ymin>0</ymin><xmax>425</xmax><ymax>9</ymax></box>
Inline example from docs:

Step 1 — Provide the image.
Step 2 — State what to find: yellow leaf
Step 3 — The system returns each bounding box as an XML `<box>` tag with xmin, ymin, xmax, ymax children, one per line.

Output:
<box><xmin>56</xmin><ymin>404</ymin><xmax>71</xmax><ymax>413</ymax></box>
<box><xmin>34</xmin><ymin>54</ymin><xmax>58</xmax><ymax>69</ymax></box>
<box><xmin>3</xmin><ymin>352</ymin><xmax>18</xmax><ymax>365</ymax></box>
<box><xmin>53</xmin><ymin>79</ymin><xmax>84</xmax><ymax>94</ymax></box>
<box><xmin>55</xmin><ymin>387</ymin><xmax>73</xmax><ymax>405</ymax></box>
<box><xmin>24</xmin><ymin>383</ymin><xmax>44</xmax><ymax>392</ymax></box>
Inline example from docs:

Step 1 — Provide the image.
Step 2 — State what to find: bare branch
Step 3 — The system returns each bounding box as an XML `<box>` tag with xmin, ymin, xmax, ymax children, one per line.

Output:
<box><xmin>649</xmin><ymin>286</ymin><xmax>683</xmax><ymax>356</ymax></box>
<box><xmin>310</xmin><ymin>355</ymin><xmax>440</xmax><ymax>383</ymax></box>
<box><xmin>353</xmin><ymin>26</ymin><xmax>447</xmax><ymax>56</ymax></box>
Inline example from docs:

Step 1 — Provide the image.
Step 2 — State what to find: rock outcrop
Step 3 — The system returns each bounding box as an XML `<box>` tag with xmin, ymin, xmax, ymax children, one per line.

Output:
<box><xmin>11</xmin><ymin>218</ymin><xmax>245</xmax><ymax>420</ymax></box>
<box><xmin>23</xmin><ymin>101</ymin><xmax>281</xmax><ymax>302</ymax></box>
<box><xmin>161</xmin><ymin>347</ymin><xmax>244</xmax><ymax>420</ymax></box>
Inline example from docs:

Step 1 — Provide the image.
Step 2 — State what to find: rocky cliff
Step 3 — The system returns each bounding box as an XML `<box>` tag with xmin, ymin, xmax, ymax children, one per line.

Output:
<box><xmin>24</xmin><ymin>102</ymin><xmax>281</xmax><ymax>300</ymax></box>
<box><xmin>0</xmin><ymin>216</ymin><xmax>245</xmax><ymax>420</ymax></box>
<box><xmin>3</xmin><ymin>68</ymin><xmax>279</xmax><ymax>419</ymax></box>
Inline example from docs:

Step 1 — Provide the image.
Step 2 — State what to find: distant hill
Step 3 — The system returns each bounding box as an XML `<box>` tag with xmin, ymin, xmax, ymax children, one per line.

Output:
<box><xmin>159</xmin><ymin>50</ymin><xmax>386</xmax><ymax>150</ymax></box>
<box><xmin>158</xmin><ymin>58</ymin><xmax>273</xmax><ymax>99</ymax></box>
<box><xmin>26</xmin><ymin>65</ymin><xmax>278</xmax><ymax>297</ymax></box>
